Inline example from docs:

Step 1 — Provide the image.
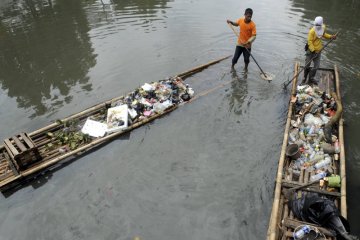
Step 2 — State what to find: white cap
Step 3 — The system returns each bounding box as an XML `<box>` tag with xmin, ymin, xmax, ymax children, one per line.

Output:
<box><xmin>314</xmin><ymin>16</ymin><xmax>324</xmax><ymax>37</ymax></box>
<box><xmin>314</xmin><ymin>16</ymin><xmax>323</xmax><ymax>26</ymax></box>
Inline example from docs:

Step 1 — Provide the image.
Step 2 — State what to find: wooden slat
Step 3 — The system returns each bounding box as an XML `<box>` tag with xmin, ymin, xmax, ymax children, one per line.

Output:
<box><xmin>20</xmin><ymin>133</ymin><xmax>35</xmax><ymax>148</ymax></box>
<box><xmin>304</xmin><ymin>170</ymin><xmax>309</xmax><ymax>184</ymax></box>
<box><xmin>4</xmin><ymin>139</ymin><xmax>18</xmax><ymax>156</ymax></box>
<box><xmin>3</xmin><ymin>152</ymin><xmax>19</xmax><ymax>176</ymax></box>
<box><xmin>281</xmin><ymin>181</ymin><xmax>341</xmax><ymax>197</ymax></box>
<box><xmin>13</xmin><ymin>136</ymin><xmax>27</xmax><ymax>152</ymax></box>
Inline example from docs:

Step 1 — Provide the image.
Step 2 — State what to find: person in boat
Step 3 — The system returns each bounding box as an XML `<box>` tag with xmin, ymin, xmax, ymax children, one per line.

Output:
<box><xmin>302</xmin><ymin>16</ymin><xmax>337</xmax><ymax>85</ymax></box>
<box><xmin>227</xmin><ymin>8</ymin><xmax>256</xmax><ymax>71</ymax></box>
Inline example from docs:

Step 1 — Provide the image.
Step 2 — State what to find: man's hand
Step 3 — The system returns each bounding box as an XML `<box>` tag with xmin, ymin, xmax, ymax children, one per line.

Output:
<box><xmin>331</xmin><ymin>34</ymin><xmax>337</xmax><ymax>40</ymax></box>
<box><xmin>244</xmin><ymin>43</ymin><xmax>251</xmax><ymax>49</ymax></box>
<box><xmin>226</xmin><ymin>19</ymin><xmax>233</xmax><ymax>25</ymax></box>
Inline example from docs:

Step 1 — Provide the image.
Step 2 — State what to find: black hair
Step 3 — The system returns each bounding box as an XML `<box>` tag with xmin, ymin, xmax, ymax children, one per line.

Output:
<box><xmin>245</xmin><ymin>8</ymin><xmax>253</xmax><ymax>15</ymax></box>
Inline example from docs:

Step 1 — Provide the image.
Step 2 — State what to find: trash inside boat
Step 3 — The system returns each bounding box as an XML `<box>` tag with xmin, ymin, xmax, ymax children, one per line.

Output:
<box><xmin>267</xmin><ymin>63</ymin><xmax>358</xmax><ymax>240</ymax></box>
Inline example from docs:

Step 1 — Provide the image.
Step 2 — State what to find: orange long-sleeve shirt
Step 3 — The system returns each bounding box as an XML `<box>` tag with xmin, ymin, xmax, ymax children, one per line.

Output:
<box><xmin>236</xmin><ymin>17</ymin><xmax>256</xmax><ymax>46</ymax></box>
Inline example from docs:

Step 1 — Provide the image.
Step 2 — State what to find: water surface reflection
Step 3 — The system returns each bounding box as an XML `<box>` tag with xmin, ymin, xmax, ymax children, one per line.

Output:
<box><xmin>0</xmin><ymin>0</ymin><xmax>96</xmax><ymax>118</ymax></box>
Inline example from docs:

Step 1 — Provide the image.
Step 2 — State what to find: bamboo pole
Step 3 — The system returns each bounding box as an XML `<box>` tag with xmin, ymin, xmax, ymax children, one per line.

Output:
<box><xmin>334</xmin><ymin>64</ymin><xmax>347</xmax><ymax>218</ymax></box>
<box><xmin>267</xmin><ymin>62</ymin><xmax>299</xmax><ymax>240</ymax></box>
<box><xmin>281</xmin><ymin>181</ymin><xmax>341</xmax><ymax>198</ymax></box>
<box><xmin>176</xmin><ymin>55</ymin><xmax>231</xmax><ymax>79</ymax></box>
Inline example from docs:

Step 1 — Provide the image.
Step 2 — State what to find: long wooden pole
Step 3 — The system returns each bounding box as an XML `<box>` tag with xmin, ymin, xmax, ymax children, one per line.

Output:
<box><xmin>334</xmin><ymin>64</ymin><xmax>347</xmax><ymax>218</ymax></box>
<box><xmin>176</xmin><ymin>55</ymin><xmax>231</xmax><ymax>79</ymax></box>
<box><xmin>267</xmin><ymin>62</ymin><xmax>299</xmax><ymax>240</ymax></box>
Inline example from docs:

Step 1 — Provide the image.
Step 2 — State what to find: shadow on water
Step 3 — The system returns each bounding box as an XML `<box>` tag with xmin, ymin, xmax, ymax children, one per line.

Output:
<box><xmin>0</xmin><ymin>0</ymin><xmax>96</xmax><ymax>118</ymax></box>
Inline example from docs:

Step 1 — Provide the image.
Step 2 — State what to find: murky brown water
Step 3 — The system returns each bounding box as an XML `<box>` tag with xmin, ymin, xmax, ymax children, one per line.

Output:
<box><xmin>0</xmin><ymin>0</ymin><xmax>359</xmax><ymax>239</ymax></box>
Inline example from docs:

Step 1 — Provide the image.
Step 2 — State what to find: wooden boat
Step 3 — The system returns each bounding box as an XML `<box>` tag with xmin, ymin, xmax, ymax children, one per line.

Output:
<box><xmin>267</xmin><ymin>63</ymin><xmax>347</xmax><ymax>239</ymax></box>
<box><xmin>0</xmin><ymin>56</ymin><xmax>230</xmax><ymax>191</ymax></box>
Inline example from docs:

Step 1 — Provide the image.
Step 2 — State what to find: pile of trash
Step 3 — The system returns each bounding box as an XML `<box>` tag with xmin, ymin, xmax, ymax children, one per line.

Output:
<box><xmin>284</xmin><ymin>84</ymin><xmax>360</xmax><ymax>239</ymax></box>
<box><xmin>287</xmin><ymin>84</ymin><xmax>341</xmax><ymax>189</ymax></box>
<box><xmin>81</xmin><ymin>76</ymin><xmax>194</xmax><ymax>138</ymax></box>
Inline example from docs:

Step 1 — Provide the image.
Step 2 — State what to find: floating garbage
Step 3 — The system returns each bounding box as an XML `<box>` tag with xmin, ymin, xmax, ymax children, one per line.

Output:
<box><xmin>81</xmin><ymin>76</ymin><xmax>194</xmax><ymax>137</ymax></box>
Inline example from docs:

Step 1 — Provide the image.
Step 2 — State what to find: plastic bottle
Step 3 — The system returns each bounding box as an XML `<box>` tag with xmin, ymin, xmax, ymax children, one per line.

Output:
<box><xmin>317</xmin><ymin>128</ymin><xmax>324</xmax><ymax>140</ymax></box>
<box><xmin>307</xmin><ymin>152</ymin><xmax>324</xmax><ymax>165</ymax></box>
<box><xmin>334</xmin><ymin>139</ymin><xmax>340</xmax><ymax>153</ymax></box>
<box><xmin>310</xmin><ymin>171</ymin><xmax>327</xmax><ymax>181</ymax></box>
<box><xmin>314</xmin><ymin>157</ymin><xmax>331</xmax><ymax>169</ymax></box>
<box><xmin>293</xmin><ymin>225</ymin><xmax>311</xmax><ymax>239</ymax></box>
<box><xmin>294</xmin><ymin>157</ymin><xmax>306</xmax><ymax>169</ymax></box>
<box><xmin>308</xmin><ymin>125</ymin><xmax>315</xmax><ymax>135</ymax></box>
<box><xmin>289</xmin><ymin>128</ymin><xmax>299</xmax><ymax>142</ymax></box>
<box><xmin>309</xmin><ymin>151</ymin><xmax>316</xmax><ymax>160</ymax></box>
<box><xmin>314</xmin><ymin>150</ymin><xmax>324</xmax><ymax>158</ymax></box>
<box><xmin>299</xmin><ymin>129</ymin><xmax>306</xmax><ymax>141</ymax></box>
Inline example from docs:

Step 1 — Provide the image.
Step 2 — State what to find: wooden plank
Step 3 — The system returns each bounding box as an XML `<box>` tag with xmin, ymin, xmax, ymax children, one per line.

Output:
<box><xmin>13</xmin><ymin>136</ymin><xmax>27</xmax><ymax>152</ymax></box>
<box><xmin>282</xmin><ymin>181</ymin><xmax>341</xmax><ymax>197</ymax></box>
<box><xmin>4</xmin><ymin>139</ymin><xmax>18</xmax><ymax>156</ymax></box>
<box><xmin>20</xmin><ymin>133</ymin><xmax>35</xmax><ymax>148</ymax></box>
<box><xmin>4</xmin><ymin>144</ymin><xmax>15</xmax><ymax>160</ymax></box>
<box><xmin>3</xmin><ymin>152</ymin><xmax>19</xmax><ymax>176</ymax></box>
<box><xmin>299</xmin><ymin>66</ymin><xmax>335</xmax><ymax>71</ymax></box>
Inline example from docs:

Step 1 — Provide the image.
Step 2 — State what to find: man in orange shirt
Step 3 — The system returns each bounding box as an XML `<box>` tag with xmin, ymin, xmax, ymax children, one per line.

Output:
<box><xmin>227</xmin><ymin>8</ymin><xmax>257</xmax><ymax>71</ymax></box>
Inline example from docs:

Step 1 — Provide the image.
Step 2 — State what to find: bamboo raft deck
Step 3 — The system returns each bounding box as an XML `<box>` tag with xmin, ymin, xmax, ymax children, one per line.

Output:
<box><xmin>267</xmin><ymin>63</ymin><xmax>346</xmax><ymax>240</ymax></box>
<box><xmin>0</xmin><ymin>56</ymin><xmax>230</xmax><ymax>191</ymax></box>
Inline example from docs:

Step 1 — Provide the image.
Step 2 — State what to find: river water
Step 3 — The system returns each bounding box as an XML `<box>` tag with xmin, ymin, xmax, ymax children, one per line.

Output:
<box><xmin>0</xmin><ymin>0</ymin><xmax>359</xmax><ymax>239</ymax></box>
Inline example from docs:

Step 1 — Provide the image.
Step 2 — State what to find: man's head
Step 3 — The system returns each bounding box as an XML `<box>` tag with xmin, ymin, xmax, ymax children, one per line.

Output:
<box><xmin>244</xmin><ymin>8</ymin><xmax>253</xmax><ymax>23</ymax></box>
<box><xmin>314</xmin><ymin>16</ymin><xmax>323</xmax><ymax>27</ymax></box>
<box><xmin>314</xmin><ymin>16</ymin><xmax>324</xmax><ymax>37</ymax></box>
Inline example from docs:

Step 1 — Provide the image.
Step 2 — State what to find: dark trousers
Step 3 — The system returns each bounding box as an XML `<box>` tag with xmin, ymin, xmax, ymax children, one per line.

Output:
<box><xmin>303</xmin><ymin>51</ymin><xmax>321</xmax><ymax>83</ymax></box>
<box><xmin>232</xmin><ymin>46</ymin><xmax>251</xmax><ymax>65</ymax></box>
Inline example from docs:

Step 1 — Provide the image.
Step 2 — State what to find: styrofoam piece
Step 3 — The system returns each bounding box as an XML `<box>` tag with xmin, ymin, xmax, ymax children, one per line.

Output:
<box><xmin>141</xmin><ymin>83</ymin><xmax>155</xmax><ymax>91</ymax></box>
<box><xmin>106</xmin><ymin>105</ymin><xmax>129</xmax><ymax>133</ymax></box>
<box><xmin>81</xmin><ymin>118</ymin><xmax>107</xmax><ymax>137</ymax></box>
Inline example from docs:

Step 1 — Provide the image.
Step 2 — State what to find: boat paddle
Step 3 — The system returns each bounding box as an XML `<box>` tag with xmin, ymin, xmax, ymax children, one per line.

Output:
<box><xmin>228</xmin><ymin>23</ymin><xmax>274</xmax><ymax>81</ymax></box>
<box><xmin>282</xmin><ymin>31</ymin><xmax>339</xmax><ymax>89</ymax></box>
